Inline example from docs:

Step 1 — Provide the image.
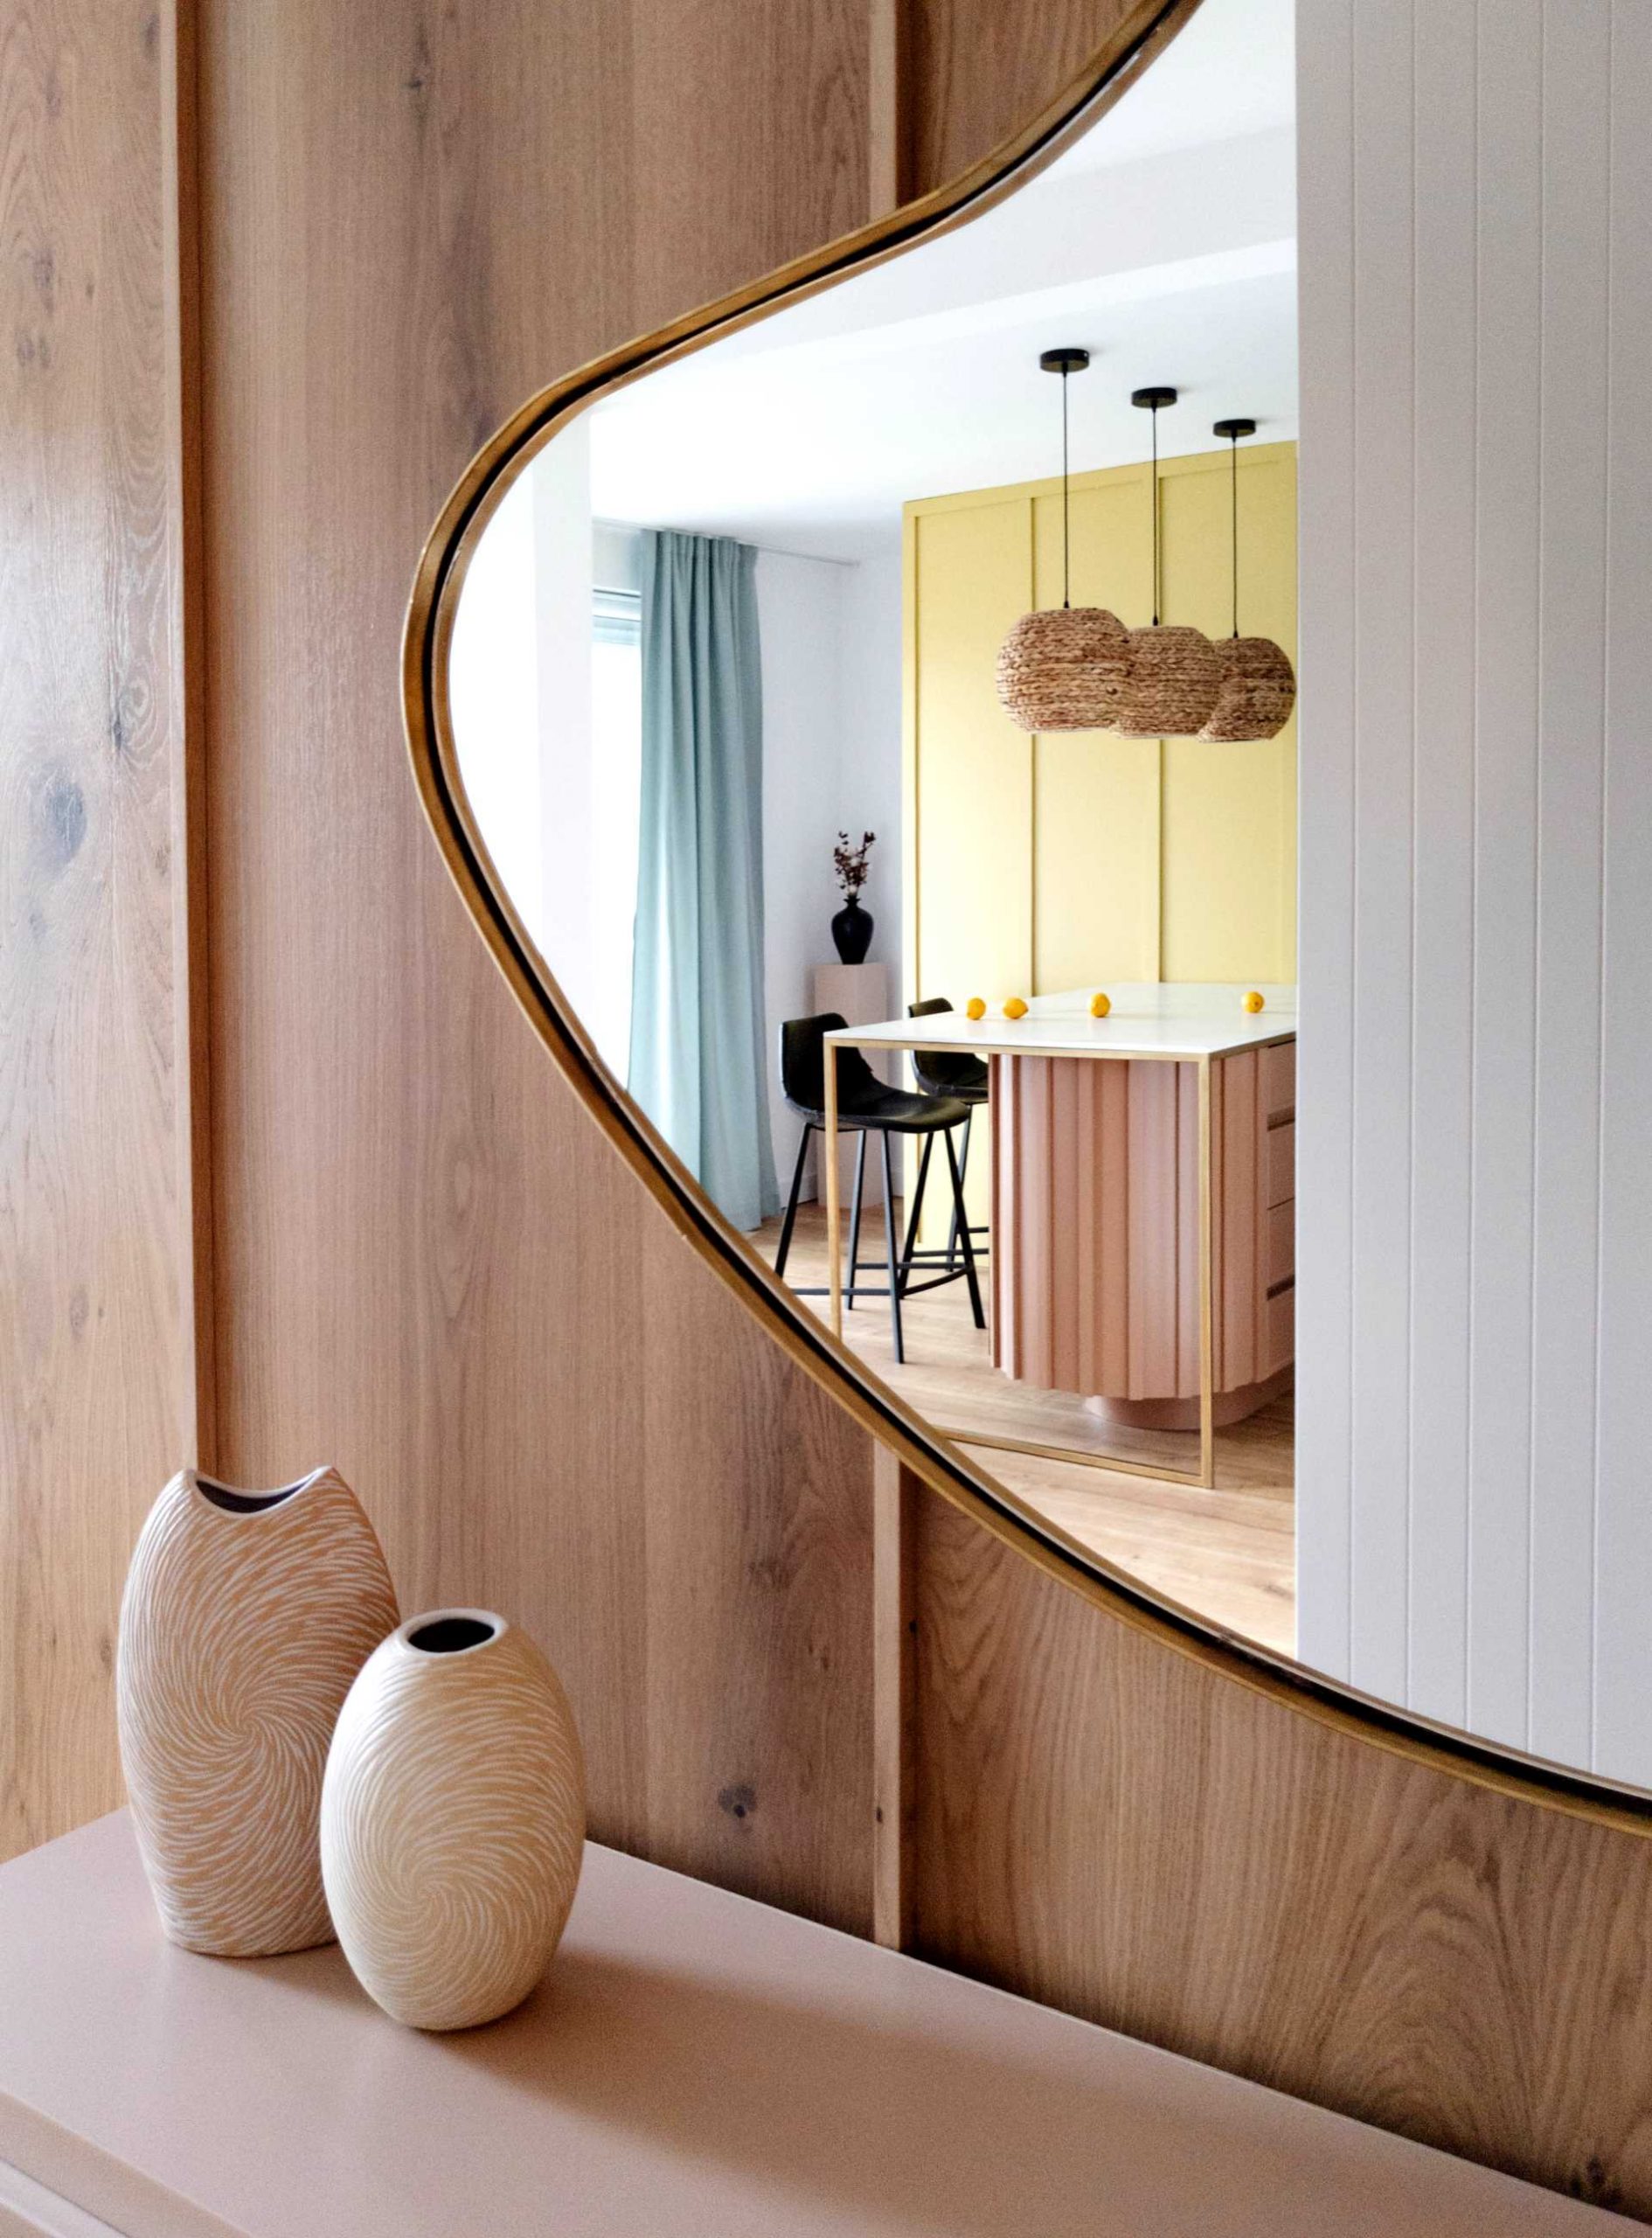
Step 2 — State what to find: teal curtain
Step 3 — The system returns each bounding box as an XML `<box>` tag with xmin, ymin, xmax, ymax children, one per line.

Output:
<box><xmin>628</xmin><ymin>530</ymin><xmax>780</xmax><ymax>1233</ymax></box>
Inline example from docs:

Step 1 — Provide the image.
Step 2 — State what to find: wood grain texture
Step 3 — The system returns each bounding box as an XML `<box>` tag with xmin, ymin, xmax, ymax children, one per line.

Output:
<box><xmin>908</xmin><ymin>1483</ymin><xmax>1652</xmax><ymax>2215</ymax></box>
<box><xmin>899</xmin><ymin>0</ymin><xmax>1143</xmax><ymax>197</ymax></box>
<box><xmin>871</xmin><ymin>1448</ymin><xmax>916</xmax><ymax>1947</ymax></box>
<box><xmin>0</xmin><ymin>0</ymin><xmax>197</xmax><ymax>1858</ymax></box>
<box><xmin>193</xmin><ymin>0</ymin><xmax>879</xmax><ymax>1934</ymax></box>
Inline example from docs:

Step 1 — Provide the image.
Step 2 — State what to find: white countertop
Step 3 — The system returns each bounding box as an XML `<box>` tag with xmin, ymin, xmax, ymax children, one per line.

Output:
<box><xmin>0</xmin><ymin>1811</ymin><xmax>1622</xmax><ymax>2237</ymax></box>
<box><xmin>830</xmin><ymin>983</ymin><xmax>1298</xmax><ymax>1062</ymax></box>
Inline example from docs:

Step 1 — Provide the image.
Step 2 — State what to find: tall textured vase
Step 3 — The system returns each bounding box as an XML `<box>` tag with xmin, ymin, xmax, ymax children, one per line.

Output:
<box><xmin>116</xmin><ymin>1465</ymin><xmax>399</xmax><ymax>1957</ymax></box>
<box><xmin>321</xmin><ymin>1610</ymin><xmax>586</xmax><ymax>2031</ymax></box>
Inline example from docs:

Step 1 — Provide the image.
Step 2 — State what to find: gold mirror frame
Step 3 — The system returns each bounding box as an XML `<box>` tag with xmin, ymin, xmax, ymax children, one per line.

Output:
<box><xmin>401</xmin><ymin>0</ymin><xmax>1652</xmax><ymax>1839</ymax></box>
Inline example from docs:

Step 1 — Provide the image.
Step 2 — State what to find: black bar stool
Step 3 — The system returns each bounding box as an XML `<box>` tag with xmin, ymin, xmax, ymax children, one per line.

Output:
<box><xmin>907</xmin><ymin>997</ymin><xmax>990</xmax><ymax>1275</ymax></box>
<box><xmin>774</xmin><ymin>1012</ymin><xmax>983</xmax><ymax>1365</ymax></box>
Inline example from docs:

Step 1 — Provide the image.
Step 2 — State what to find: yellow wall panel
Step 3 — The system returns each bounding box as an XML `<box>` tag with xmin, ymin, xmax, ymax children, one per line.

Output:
<box><xmin>1158</xmin><ymin>449</ymin><xmax>1297</xmax><ymax>981</ymax></box>
<box><xmin>905</xmin><ymin>443</ymin><xmax>1297</xmax><ymax>1004</ymax></box>
<box><xmin>909</xmin><ymin>498</ymin><xmax>1035</xmax><ymax>1004</ymax></box>
<box><xmin>1031</xmin><ymin>477</ymin><xmax>1162</xmax><ymax>988</ymax></box>
<box><xmin>906</xmin><ymin>497</ymin><xmax>1033</xmax><ymax>1235</ymax></box>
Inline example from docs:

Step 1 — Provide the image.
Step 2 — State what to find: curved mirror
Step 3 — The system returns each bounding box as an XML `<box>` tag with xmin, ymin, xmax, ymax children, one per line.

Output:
<box><xmin>437</xmin><ymin>0</ymin><xmax>1635</xmax><ymax>1794</ymax></box>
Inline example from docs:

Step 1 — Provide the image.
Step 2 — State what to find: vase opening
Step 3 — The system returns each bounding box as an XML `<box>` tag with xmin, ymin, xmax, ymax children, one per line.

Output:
<box><xmin>407</xmin><ymin>1614</ymin><xmax>499</xmax><ymax>1655</ymax></box>
<box><xmin>195</xmin><ymin>1472</ymin><xmax>314</xmax><ymax>1516</ymax></box>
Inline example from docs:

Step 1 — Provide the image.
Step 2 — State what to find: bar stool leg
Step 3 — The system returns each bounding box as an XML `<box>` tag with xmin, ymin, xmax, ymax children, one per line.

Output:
<box><xmin>946</xmin><ymin>1108</ymin><xmax>974</xmax><ymax>1272</ymax></box>
<box><xmin>881</xmin><ymin>1132</ymin><xmax>906</xmax><ymax>1365</ymax></box>
<box><xmin>899</xmin><ymin>1134</ymin><xmax>934</xmax><ymax>1277</ymax></box>
<box><xmin>774</xmin><ymin>1124</ymin><xmax>812</xmax><ymax>1280</ymax></box>
<box><xmin>845</xmin><ymin>1131</ymin><xmax>868</xmax><ymax>1310</ymax></box>
<box><xmin>944</xmin><ymin>1126</ymin><xmax>984</xmax><ymax>1330</ymax></box>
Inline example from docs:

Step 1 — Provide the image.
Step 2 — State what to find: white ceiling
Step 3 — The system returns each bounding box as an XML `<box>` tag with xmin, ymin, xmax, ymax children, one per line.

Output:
<box><xmin>584</xmin><ymin>0</ymin><xmax>1296</xmax><ymax>562</ymax></box>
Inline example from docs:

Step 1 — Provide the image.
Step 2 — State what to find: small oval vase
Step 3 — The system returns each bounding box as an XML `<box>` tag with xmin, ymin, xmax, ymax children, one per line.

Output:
<box><xmin>321</xmin><ymin>1609</ymin><xmax>586</xmax><ymax>2031</ymax></box>
<box><xmin>116</xmin><ymin>1465</ymin><xmax>399</xmax><ymax>1957</ymax></box>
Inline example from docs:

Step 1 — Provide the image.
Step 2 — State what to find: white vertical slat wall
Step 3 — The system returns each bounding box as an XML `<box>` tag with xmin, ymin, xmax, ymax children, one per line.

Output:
<box><xmin>1296</xmin><ymin>0</ymin><xmax>1652</xmax><ymax>1783</ymax></box>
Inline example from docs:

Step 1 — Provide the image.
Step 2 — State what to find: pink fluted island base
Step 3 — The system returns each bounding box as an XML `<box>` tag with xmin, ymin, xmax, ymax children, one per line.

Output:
<box><xmin>990</xmin><ymin>1042</ymin><xmax>1295</xmax><ymax>1424</ymax></box>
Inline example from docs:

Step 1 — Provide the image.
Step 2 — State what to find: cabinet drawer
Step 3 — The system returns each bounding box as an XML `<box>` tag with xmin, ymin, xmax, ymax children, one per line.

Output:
<box><xmin>1266</xmin><ymin>1282</ymin><xmax>1295</xmax><ymax>1375</ymax></box>
<box><xmin>1266</xmin><ymin>1120</ymin><xmax>1295</xmax><ymax>1208</ymax></box>
<box><xmin>1266</xmin><ymin>1199</ymin><xmax>1295</xmax><ymax>1289</ymax></box>
<box><xmin>1262</xmin><ymin>1039</ymin><xmax>1295</xmax><ymax>1119</ymax></box>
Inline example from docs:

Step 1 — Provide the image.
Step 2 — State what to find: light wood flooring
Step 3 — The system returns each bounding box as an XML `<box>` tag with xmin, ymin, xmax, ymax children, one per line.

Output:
<box><xmin>754</xmin><ymin>1199</ymin><xmax>1295</xmax><ymax>1657</ymax></box>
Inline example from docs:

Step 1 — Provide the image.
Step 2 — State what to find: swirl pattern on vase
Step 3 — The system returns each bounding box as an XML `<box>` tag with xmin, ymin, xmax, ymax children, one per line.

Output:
<box><xmin>116</xmin><ymin>1465</ymin><xmax>400</xmax><ymax>1957</ymax></box>
<box><xmin>320</xmin><ymin>1612</ymin><xmax>587</xmax><ymax>2031</ymax></box>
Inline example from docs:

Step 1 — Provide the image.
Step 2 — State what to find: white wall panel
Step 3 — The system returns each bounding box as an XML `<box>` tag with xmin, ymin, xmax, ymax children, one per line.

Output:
<box><xmin>1293</xmin><ymin>0</ymin><xmax>1357</xmax><ymax>1681</ymax></box>
<box><xmin>1297</xmin><ymin>0</ymin><xmax>1652</xmax><ymax>1781</ymax></box>
<box><xmin>1593</xmin><ymin>2</ymin><xmax>1652</xmax><ymax>1783</ymax></box>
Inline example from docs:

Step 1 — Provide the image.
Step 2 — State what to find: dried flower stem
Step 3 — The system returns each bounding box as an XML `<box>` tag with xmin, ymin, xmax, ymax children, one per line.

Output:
<box><xmin>833</xmin><ymin>829</ymin><xmax>875</xmax><ymax>900</ymax></box>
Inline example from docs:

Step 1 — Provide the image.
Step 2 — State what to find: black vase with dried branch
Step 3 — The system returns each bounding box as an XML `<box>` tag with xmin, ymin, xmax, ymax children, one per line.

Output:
<box><xmin>830</xmin><ymin>830</ymin><xmax>876</xmax><ymax>965</ymax></box>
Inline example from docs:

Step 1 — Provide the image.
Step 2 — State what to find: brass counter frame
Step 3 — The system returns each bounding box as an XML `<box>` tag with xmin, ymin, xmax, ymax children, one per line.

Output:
<box><xmin>823</xmin><ymin>1032</ymin><xmax>1217</xmax><ymax>1490</ymax></box>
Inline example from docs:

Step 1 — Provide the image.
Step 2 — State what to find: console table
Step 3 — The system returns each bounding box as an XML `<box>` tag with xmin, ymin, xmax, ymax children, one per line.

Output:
<box><xmin>0</xmin><ymin>1812</ymin><xmax>1622</xmax><ymax>2235</ymax></box>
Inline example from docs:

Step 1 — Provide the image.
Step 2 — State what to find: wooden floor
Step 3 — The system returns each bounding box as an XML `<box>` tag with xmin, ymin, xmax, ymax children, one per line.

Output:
<box><xmin>754</xmin><ymin>1200</ymin><xmax>1295</xmax><ymax>1657</ymax></box>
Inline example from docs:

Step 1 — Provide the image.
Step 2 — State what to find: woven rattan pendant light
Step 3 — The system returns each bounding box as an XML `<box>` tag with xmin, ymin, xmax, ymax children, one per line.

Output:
<box><xmin>1114</xmin><ymin>386</ymin><xmax>1220</xmax><ymax>739</ymax></box>
<box><xmin>1199</xmin><ymin>417</ymin><xmax>1297</xmax><ymax>741</ymax></box>
<box><xmin>996</xmin><ymin>348</ymin><xmax>1131</xmax><ymax>733</ymax></box>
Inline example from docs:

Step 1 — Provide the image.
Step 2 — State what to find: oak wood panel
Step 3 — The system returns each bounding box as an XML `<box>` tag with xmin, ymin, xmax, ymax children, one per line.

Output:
<box><xmin>908</xmin><ymin>1484</ymin><xmax>1652</xmax><ymax>2215</ymax></box>
<box><xmin>630</xmin><ymin>2</ymin><xmax>871</xmax><ymax>333</ymax></box>
<box><xmin>0</xmin><ymin>0</ymin><xmax>197</xmax><ymax>1858</ymax></box>
<box><xmin>871</xmin><ymin>1448</ymin><xmax>916</xmax><ymax>1947</ymax></box>
<box><xmin>899</xmin><ymin>0</ymin><xmax>1145</xmax><ymax>197</ymax></box>
<box><xmin>194</xmin><ymin>0</ymin><xmax>879</xmax><ymax>1930</ymax></box>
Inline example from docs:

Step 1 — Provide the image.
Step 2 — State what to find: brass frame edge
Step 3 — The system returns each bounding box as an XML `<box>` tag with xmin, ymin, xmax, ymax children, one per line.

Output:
<box><xmin>399</xmin><ymin>0</ymin><xmax>1652</xmax><ymax>1838</ymax></box>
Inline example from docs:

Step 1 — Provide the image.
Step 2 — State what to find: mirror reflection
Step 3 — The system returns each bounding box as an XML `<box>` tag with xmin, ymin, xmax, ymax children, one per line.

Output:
<box><xmin>450</xmin><ymin>0</ymin><xmax>1301</xmax><ymax>1658</ymax></box>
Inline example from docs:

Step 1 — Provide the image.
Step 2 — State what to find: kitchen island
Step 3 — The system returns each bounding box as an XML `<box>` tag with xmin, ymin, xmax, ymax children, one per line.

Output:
<box><xmin>824</xmin><ymin>984</ymin><xmax>1297</xmax><ymax>1488</ymax></box>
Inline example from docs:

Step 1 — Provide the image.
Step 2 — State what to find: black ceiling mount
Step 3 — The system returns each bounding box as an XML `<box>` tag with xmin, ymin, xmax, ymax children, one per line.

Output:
<box><xmin>1132</xmin><ymin>385</ymin><xmax>1177</xmax><ymax>411</ymax></box>
<box><xmin>1039</xmin><ymin>346</ymin><xmax>1092</xmax><ymax>375</ymax></box>
<box><xmin>1213</xmin><ymin>416</ymin><xmax>1257</xmax><ymax>440</ymax></box>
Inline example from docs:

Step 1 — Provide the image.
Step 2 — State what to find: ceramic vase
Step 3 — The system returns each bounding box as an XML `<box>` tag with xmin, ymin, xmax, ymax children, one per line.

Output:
<box><xmin>320</xmin><ymin>1609</ymin><xmax>586</xmax><ymax>2031</ymax></box>
<box><xmin>831</xmin><ymin>894</ymin><xmax>873</xmax><ymax>964</ymax></box>
<box><xmin>116</xmin><ymin>1465</ymin><xmax>400</xmax><ymax>1957</ymax></box>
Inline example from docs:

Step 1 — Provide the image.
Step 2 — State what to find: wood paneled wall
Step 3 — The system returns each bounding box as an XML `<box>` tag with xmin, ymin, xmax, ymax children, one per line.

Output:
<box><xmin>192</xmin><ymin>0</ymin><xmax>890</xmax><ymax>1933</ymax></box>
<box><xmin>0</xmin><ymin>0</ymin><xmax>201</xmax><ymax>1856</ymax></box>
<box><xmin>1295</xmin><ymin>0</ymin><xmax>1652</xmax><ymax>1784</ymax></box>
<box><xmin>3</xmin><ymin>0</ymin><xmax>1139</xmax><ymax>1891</ymax></box>
<box><xmin>898</xmin><ymin>0</ymin><xmax>1143</xmax><ymax>198</ymax></box>
<box><xmin>186</xmin><ymin>0</ymin><xmax>1152</xmax><ymax>1929</ymax></box>
<box><xmin>907</xmin><ymin>1474</ymin><xmax>1652</xmax><ymax>2214</ymax></box>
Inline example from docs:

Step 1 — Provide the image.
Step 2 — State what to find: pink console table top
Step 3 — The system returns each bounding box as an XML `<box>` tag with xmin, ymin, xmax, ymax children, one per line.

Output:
<box><xmin>0</xmin><ymin>1811</ymin><xmax>1621</xmax><ymax>2236</ymax></box>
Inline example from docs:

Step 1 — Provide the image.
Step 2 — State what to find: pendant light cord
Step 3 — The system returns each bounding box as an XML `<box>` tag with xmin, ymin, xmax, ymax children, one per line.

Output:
<box><xmin>1061</xmin><ymin>366</ymin><xmax>1072</xmax><ymax>610</ymax></box>
<box><xmin>1229</xmin><ymin>428</ymin><xmax>1239</xmax><ymax>638</ymax></box>
<box><xmin>1149</xmin><ymin>400</ymin><xmax>1161</xmax><ymax>628</ymax></box>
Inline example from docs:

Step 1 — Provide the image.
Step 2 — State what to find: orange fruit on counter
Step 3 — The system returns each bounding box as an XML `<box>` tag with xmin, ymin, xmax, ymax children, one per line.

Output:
<box><xmin>1003</xmin><ymin>997</ymin><xmax>1029</xmax><ymax>1020</ymax></box>
<box><xmin>965</xmin><ymin>996</ymin><xmax>987</xmax><ymax>1020</ymax></box>
<box><xmin>1243</xmin><ymin>990</ymin><xmax>1266</xmax><ymax>1013</ymax></box>
<box><xmin>1090</xmin><ymin>991</ymin><xmax>1111</xmax><ymax>1018</ymax></box>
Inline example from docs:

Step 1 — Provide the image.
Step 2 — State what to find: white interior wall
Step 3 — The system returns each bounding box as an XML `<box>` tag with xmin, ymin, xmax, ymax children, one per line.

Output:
<box><xmin>838</xmin><ymin>545</ymin><xmax>905</xmax><ymax>1010</ymax></box>
<box><xmin>757</xmin><ymin>551</ymin><xmax>851</xmax><ymax>1201</ymax></box>
<box><xmin>1296</xmin><ymin>0</ymin><xmax>1652</xmax><ymax>1782</ymax></box>
<box><xmin>758</xmin><ymin>541</ymin><xmax>906</xmax><ymax>1206</ymax></box>
<box><xmin>532</xmin><ymin>423</ymin><xmax>599</xmax><ymax>1046</ymax></box>
<box><xmin>455</xmin><ymin>473</ymin><xmax>909</xmax><ymax>1219</ymax></box>
<box><xmin>448</xmin><ymin>473</ymin><xmax>542</xmax><ymax>944</ymax></box>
